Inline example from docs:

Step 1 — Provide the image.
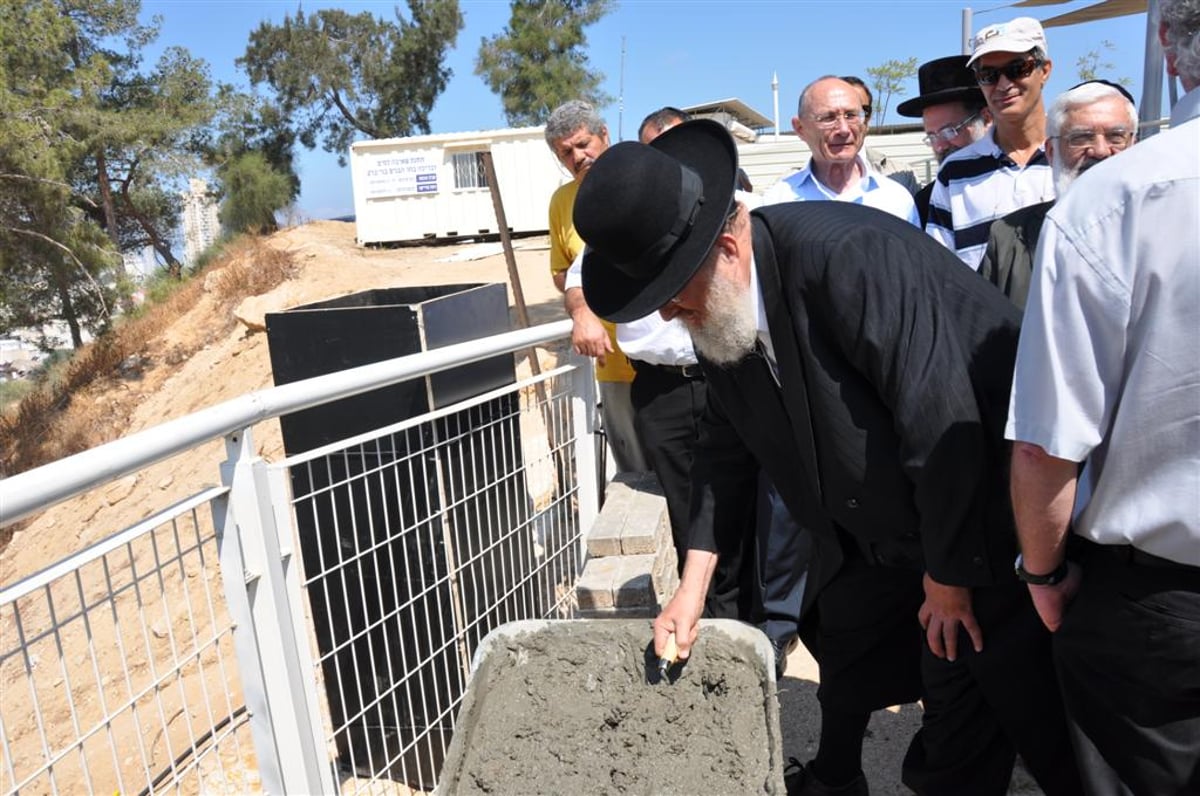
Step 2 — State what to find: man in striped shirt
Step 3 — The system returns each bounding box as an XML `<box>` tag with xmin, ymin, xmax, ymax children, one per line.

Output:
<box><xmin>927</xmin><ymin>17</ymin><xmax>1055</xmax><ymax>270</ymax></box>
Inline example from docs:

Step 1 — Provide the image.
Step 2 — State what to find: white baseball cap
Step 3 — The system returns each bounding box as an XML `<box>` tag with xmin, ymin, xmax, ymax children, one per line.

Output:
<box><xmin>968</xmin><ymin>17</ymin><xmax>1049</xmax><ymax>66</ymax></box>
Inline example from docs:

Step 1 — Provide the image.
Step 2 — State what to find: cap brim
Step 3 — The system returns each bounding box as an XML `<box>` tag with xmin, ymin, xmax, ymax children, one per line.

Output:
<box><xmin>581</xmin><ymin>120</ymin><xmax>737</xmax><ymax>323</ymax></box>
<box><xmin>896</xmin><ymin>86</ymin><xmax>986</xmax><ymax>117</ymax></box>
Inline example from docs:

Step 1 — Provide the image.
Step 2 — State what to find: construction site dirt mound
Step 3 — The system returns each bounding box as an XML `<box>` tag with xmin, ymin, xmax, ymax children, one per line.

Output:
<box><xmin>439</xmin><ymin>620</ymin><xmax>784</xmax><ymax>795</ymax></box>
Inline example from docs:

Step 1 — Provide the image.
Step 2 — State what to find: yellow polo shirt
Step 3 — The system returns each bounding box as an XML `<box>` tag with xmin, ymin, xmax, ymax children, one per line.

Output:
<box><xmin>548</xmin><ymin>179</ymin><xmax>634</xmax><ymax>383</ymax></box>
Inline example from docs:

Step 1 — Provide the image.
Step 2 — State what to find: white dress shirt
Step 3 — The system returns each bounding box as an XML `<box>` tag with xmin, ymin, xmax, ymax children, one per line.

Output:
<box><xmin>1005</xmin><ymin>88</ymin><xmax>1200</xmax><ymax>566</ymax></box>
<box><xmin>761</xmin><ymin>152</ymin><xmax>920</xmax><ymax>227</ymax></box>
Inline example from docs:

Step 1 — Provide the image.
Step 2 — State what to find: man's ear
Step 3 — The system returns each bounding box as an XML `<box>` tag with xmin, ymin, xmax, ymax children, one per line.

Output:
<box><xmin>1160</xmin><ymin>22</ymin><xmax>1179</xmax><ymax>77</ymax></box>
<box><xmin>1044</xmin><ymin>136</ymin><xmax>1056</xmax><ymax>164</ymax></box>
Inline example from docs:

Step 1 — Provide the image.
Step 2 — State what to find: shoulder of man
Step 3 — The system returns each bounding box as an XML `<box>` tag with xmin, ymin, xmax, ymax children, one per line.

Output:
<box><xmin>761</xmin><ymin>171</ymin><xmax>806</xmax><ymax>204</ymax></box>
<box><xmin>934</xmin><ymin>133</ymin><xmax>998</xmax><ymax>187</ymax></box>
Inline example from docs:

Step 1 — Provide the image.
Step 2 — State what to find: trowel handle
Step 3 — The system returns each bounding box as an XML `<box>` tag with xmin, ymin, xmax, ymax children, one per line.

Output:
<box><xmin>661</xmin><ymin>632</ymin><xmax>679</xmax><ymax>664</ymax></box>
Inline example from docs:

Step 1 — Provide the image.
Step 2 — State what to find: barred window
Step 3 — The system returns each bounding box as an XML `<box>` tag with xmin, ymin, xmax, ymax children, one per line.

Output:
<box><xmin>451</xmin><ymin>152</ymin><xmax>489</xmax><ymax>189</ymax></box>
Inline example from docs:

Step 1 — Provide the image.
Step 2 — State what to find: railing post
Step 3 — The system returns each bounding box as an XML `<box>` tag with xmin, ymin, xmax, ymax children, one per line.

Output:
<box><xmin>214</xmin><ymin>427</ymin><xmax>336</xmax><ymax>794</ymax></box>
<box><xmin>569</xmin><ymin>355</ymin><xmax>601</xmax><ymax>559</ymax></box>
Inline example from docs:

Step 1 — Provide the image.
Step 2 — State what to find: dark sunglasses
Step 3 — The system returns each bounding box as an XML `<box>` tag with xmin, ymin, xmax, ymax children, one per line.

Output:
<box><xmin>973</xmin><ymin>57</ymin><xmax>1044</xmax><ymax>86</ymax></box>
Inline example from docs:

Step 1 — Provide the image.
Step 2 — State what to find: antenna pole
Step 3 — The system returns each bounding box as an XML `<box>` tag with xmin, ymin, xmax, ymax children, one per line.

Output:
<box><xmin>618</xmin><ymin>35</ymin><xmax>626</xmax><ymax>141</ymax></box>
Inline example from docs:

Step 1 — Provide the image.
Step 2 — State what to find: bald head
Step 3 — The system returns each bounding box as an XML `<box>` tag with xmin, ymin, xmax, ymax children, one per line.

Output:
<box><xmin>797</xmin><ymin>75</ymin><xmax>852</xmax><ymax>117</ymax></box>
<box><xmin>792</xmin><ymin>77</ymin><xmax>868</xmax><ymax>169</ymax></box>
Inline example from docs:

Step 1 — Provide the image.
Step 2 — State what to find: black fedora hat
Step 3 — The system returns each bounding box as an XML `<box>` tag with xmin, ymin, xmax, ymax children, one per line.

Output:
<box><xmin>576</xmin><ymin>119</ymin><xmax>737</xmax><ymax>323</ymax></box>
<box><xmin>897</xmin><ymin>55</ymin><xmax>985</xmax><ymax>118</ymax></box>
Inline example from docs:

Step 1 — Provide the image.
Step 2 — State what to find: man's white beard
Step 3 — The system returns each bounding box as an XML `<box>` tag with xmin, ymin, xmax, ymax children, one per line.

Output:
<box><xmin>685</xmin><ymin>268</ymin><xmax>757</xmax><ymax>366</ymax></box>
<box><xmin>1052</xmin><ymin>147</ymin><xmax>1101</xmax><ymax>197</ymax></box>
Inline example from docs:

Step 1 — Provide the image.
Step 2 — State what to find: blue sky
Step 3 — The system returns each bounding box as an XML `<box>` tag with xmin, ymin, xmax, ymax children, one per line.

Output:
<box><xmin>141</xmin><ymin>0</ymin><xmax>1152</xmax><ymax>219</ymax></box>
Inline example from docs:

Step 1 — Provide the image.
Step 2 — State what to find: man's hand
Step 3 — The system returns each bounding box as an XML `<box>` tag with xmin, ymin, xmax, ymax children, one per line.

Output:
<box><xmin>919</xmin><ymin>573</ymin><xmax>983</xmax><ymax>662</ymax></box>
<box><xmin>565</xmin><ymin>287</ymin><xmax>612</xmax><ymax>364</ymax></box>
<box><xmin>1027</xmin><ymin>562</ymin><xmax>1082</xmax><ymax>632</ymax></box>
<box><xmin>653</xmin><ymin>586</ymin><xmax>705</xmax><ymax>661</ymax></box>
<box><xmin>653</xmin><ymin>550</ymin><xmax>718</xmax><ymax>661</ymax></box>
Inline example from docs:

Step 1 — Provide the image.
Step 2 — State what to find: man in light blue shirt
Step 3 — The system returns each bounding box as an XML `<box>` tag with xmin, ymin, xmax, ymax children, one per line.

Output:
<box><xmin>762</xmin><ymin>76</ymin><xmax>920</xmax><ymax>226</ymax></box>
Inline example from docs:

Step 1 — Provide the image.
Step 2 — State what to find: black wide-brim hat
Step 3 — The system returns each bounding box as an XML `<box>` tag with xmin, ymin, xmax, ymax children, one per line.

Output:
<box><xmin>576</xmin><ymin>119</ymin><xmax>737</xmax><ymax>323</ymax></box>
<box><xmin>897</xmin><ymin>55</ymin><xmax>985</xmax><ymax>117</ymax></box>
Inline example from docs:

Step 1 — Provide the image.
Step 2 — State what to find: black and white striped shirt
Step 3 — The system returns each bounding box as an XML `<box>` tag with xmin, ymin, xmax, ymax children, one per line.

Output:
<box><xmin>926</xmin><ymin>128</ymin><xmax>1054</xmax><ymax>271</ymax></box>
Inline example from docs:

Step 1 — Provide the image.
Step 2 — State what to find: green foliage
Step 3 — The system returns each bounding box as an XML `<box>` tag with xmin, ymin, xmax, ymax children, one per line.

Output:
<box><xmin>238</xmin><ymin>0</ymin><xmax>463</xmax><ymax>163</ymax></box>
<box><xmin>1</xmin><ymin>0</ymin><xmax>218</xmax><ymax>345</ymax></box>
<box><xmin>475</xmin><ymin>0</ymin><xmax>614</xmax><ymax>127</ymax></box>
<box><xmin>217</xmin><ymin>151</ymin><xmax>293</xmax><ymax>235</ymax></box>
<box><xmin>865</xmin><ymin>56</ymin><xmax>918</xmax><ymax>128</ymax></box>
<box><xmin>0</xmin><ymin>379</ymin><xmax>35</xmax><ymax>409</ymax></box>
<box><xmin>140</xmin><ymin>268</ymin><xmax>189</xmax><ymax>305</ymax></box>
<box><xmin>1076</xmin><ymin>40</ymin><xmax>1133</xmax><ymax>86</ymax></box>
<box><xmin>204</xmin><ymin>85</ymin><xmax>301</xmax><ymax>201</ymax></box>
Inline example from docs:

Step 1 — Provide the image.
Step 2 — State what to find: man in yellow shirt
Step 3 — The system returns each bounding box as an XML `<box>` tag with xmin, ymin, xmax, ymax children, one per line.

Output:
<box><xmin>545</xmin><ymin>100</ymin><xmax>645</xmax><ymax>472</ymax></box>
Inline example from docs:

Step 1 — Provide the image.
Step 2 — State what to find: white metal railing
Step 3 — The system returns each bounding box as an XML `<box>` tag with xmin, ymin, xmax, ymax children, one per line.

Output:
<box><xmin>0</xmin><ymin>319</ymin><xmax>600</xmax><ymax>794</ymax></box>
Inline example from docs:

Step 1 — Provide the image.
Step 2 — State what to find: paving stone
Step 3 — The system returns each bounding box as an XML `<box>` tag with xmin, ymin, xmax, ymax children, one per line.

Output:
<box><xmin>613</xmin><ymin>555</ymin><xmax>657</xmax><ymax>609</ymax></box>
<box><xmin>586</xmin><ymin>470</ymin><xmax>671</xmax><ymax>557</ymax></box>
<box><xmin>575</xmin><ymin>556</ymin><xmax>619</xmax><ymax>611</ymax></box>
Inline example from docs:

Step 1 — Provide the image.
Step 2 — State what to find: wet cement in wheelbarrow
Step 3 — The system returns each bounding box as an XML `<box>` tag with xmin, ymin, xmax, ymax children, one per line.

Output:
<box><xmin>442</xmin><ymin>621</ymin><xmax>781</xmax><ymax>795</ymax></box>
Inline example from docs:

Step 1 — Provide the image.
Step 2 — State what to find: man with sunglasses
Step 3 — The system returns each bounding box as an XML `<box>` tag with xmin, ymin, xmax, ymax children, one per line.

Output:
<box><xmin>896</xmin><ymin>56</ymin><xmax>991</xmax><ymax>228</ymax></box>
<box><xmin>979</xmin><ymin>81</ymin><xmax>1137</xmax><ymax>309</ymax></box>
<box><xmin>927</xmin><ymin>17</ymin><xmax>1055</xmax><ymax>271</ymax></box>
<box><xmin>762</xmin><ymin>76</ymin><xmax>919</xmax><ymax>226</ymax></box>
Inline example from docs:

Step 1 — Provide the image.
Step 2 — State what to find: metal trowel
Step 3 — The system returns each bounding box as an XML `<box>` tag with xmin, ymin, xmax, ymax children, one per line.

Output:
<box><xmin>657</xmin><ymin>632</ymin><xmax>679</xmax><ymax>682</ymax></box>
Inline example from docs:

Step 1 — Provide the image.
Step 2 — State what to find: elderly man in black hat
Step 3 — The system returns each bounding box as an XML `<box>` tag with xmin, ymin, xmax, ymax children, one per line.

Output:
<box><xmin>896</xmin><ymin>56</ymin><xmax>992</xmax><ymax>228</ymax></box>
<box><xmin>574</xmin><ymin>120</ymin><xmax>1081</xmax><ymax>795</ymax></box>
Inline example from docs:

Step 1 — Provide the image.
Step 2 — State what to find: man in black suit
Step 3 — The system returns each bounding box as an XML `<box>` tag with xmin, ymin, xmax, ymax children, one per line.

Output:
<box><xmin>574</xmin><ymin>120</ymin><xmax>1080</xmax><ymax>796</ymax></box>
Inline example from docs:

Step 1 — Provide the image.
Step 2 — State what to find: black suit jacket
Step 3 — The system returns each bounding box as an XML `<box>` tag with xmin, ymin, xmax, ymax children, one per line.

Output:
<box><xmin>978</xmin><ymin>200</ymin><xmax>1054</xmax><ymax>311</ymax></box>
<box><xmin>688</xmin><ymin>202</ymin><xmax>1023</xmax><ymax>614</ymax></box>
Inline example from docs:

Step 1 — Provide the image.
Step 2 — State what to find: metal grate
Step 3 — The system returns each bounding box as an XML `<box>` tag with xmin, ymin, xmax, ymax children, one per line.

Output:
<box><xmin>282</xmin><ymin>368</ymin><xmax>587</xmax><ymax>791</ymax></box>
<box><xmin>0</xmin><ymin>490</ymin><xmax>255</xmax><ymax>795</ymax></box>
<box><xmin>0</xmin><ymin>322</ymin><xmax>589</xmax><ymax>794</ymax></box>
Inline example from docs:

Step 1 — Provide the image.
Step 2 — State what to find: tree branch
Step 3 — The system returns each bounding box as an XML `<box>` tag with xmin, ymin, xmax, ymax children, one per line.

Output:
<box><xmin>0</xmin><ymin>173</ymin><xmax>100</xmax><ymax>209</ymax></box>
<box><xmin>327</xmin><ymin>87</ymin><xmax>381</xmax><ymax>138</ymax></box>
<box><xmin>1</xmin><ymin>225</ymin><xmax>112</xmax><ymax>321</ymax></box>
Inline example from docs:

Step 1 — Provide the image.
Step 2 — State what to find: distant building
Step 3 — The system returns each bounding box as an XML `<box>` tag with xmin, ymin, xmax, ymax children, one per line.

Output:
<box><xmin>121</xmin><ymin>248</ymin><xmax>157</xmax><ymax>284</ymax></box>
<box><xmin>181</xmin><ymin>178</ymin><xmax>221</xmax><ymax>265</ymax></box>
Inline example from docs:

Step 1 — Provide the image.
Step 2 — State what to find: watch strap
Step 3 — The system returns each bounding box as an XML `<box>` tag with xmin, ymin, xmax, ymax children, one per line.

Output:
<box><xmin>1014</xmin><ymin>554</ymin><xmax>1069</xmax><ymax>586</ymax></box>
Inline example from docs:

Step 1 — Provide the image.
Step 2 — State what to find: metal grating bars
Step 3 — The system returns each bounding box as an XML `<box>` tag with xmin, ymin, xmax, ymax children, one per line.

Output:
<box><xmin>282</xmin><ymin>368</ymin><xmax>587</xmax><ymax>792</ymax></box>
<box><xmin>0</xmin><ymin>323</ymin><xmax>590</xmax><ymax>795</ymax></box>
<box><xmin>0</xmin><ymin>490</ymin><xmax>255</xmax><ymax>795</ymax></box>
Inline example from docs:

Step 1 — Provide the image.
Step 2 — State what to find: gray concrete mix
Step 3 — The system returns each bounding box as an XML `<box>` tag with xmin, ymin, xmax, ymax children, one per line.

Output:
<box><xmin>439</xmin><ymin>621</ymin><xmax>784</xmax><ymax>795</ymax></box>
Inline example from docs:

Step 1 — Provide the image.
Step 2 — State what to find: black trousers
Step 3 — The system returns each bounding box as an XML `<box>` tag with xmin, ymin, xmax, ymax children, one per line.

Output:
<box><xmin>1053</xmin><ymin>541</ymin><xmax>1200</xmax><ymax>795</ymax></box>
<box><xmin>629</xmin><ymin>363</ymin><xmax>705</xmax><ymax>563</ymax></box>
<box><xmin>796</xmin><ymin>540</ymin><xmax>1081</xmax><ymax>795</ymax></box>
<box><xmin>901</xmin><ymin>577</ymin><xmax>1082</xmax><ymax>796</ymax></box>
<box><xmin>630</xmin><ymin>362</ymin><xmax>752</xmax><ymax>620</ymax></box>
<box><xmin>797</xmin><ymin>546</ymin><xmax>925</xmax><ymax>714</ymax></box>
<box><xmin>754</xmin><ymin>473</ymin><xmax>808</xmax><ymax>648</ymax></box>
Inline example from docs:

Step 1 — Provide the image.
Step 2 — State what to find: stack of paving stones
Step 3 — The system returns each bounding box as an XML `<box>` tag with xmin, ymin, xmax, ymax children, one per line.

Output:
<box><xmin>576</xmin><ymin>471</ymin><xmax>679</xmax><ymax>618</ymax></box>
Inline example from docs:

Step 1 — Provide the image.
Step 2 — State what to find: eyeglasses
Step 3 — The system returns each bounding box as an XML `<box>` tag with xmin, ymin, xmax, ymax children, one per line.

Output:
<box><xmin>973</xmin><ymin>57</ymin><xmax>1044</xmax><ymax>86</ymax></box>
<box><xmin>922</xmin><ymin>111</ymin><xmax>983</xmax><ymax>147</ymax></box>
<box><xmin>811</xmin><ymin>110</ymin><xmax>865</xmax><ymax>129</ymax></box>
<box><xmin>1056</xmin><ymin>128</ymin><xmax>1134</xmax><ymax>151</ymax></box>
